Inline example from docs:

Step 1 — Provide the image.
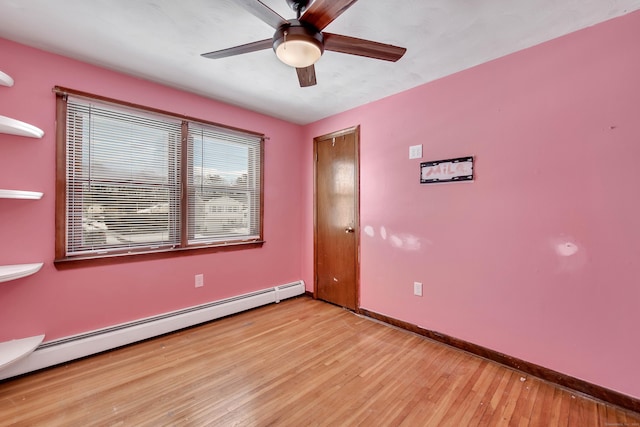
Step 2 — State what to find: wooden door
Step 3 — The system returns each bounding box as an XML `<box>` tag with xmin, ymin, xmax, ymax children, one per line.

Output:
<box><xmin>314</xmin><ymin>126</ymin><xmax>359</xmax><ymax>310</ymax></box>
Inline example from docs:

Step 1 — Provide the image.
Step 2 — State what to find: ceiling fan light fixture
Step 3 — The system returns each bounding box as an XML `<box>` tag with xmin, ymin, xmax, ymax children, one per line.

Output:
<box><xmin>273</xmin><ymin>24</ymin><xmax>324</xmax><ymax>68</ymax></box>
<box><xmin>201</xmin><ymin>0</ymin><xmax>407</xmax><ymax>88</ymax></box>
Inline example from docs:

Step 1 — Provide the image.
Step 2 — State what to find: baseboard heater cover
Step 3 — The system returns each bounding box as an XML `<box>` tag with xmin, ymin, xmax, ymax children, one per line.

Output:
<box><xmin>0</xmin><ymin>280</ymin><xmax>305</xmax><ymax>381</ymax></box>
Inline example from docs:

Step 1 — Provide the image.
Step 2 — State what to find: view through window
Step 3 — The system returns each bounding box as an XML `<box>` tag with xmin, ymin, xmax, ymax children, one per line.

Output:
<box><xmin>56</xmin><ymin>89</ymin><xmax>263</xmax><ymax>261</ymax></box>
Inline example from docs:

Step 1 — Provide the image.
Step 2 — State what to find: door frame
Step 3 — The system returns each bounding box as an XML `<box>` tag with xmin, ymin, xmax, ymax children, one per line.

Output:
<box><xmin>313</xmin><ymin>125</ymin><xmax>361</xmax><ymax>310</ymax></box>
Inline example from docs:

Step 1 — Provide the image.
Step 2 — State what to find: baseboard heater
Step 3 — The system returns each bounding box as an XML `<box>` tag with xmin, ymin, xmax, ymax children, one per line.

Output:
<box><xmin>0</xmin><ymin>280</ymin><xmax>305</xmax><ymax>381</ymax></box>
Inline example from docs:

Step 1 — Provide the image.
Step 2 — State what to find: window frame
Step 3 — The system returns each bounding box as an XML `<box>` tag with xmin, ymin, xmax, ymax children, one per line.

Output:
<box><xmin>54</xmin><ymin>86</ymin><xmax>265</xmax><ymax>267</ymax></box>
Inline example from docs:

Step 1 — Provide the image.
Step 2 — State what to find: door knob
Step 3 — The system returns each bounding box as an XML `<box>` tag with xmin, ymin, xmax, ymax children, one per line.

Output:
<box><xmin>345</xmin><ymin>227</ymin><xmax>355</xmax><ymax>233</ymax></box>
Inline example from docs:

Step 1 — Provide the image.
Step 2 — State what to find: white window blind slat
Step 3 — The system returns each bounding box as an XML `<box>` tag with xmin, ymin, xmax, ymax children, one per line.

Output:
<box><xmin>187</xmin><ymin>124</ymin><xmax>261</xmax><ymax>244</ymax></box>
<box><xmin>62</xmin><ymin>94</ymin><xmax>263</xmax><ymax>258</ymax></box>
<box><xmin>65</xmin><ymin>97</ymin><xmax>181</xmax><ymax>255</ymax></box>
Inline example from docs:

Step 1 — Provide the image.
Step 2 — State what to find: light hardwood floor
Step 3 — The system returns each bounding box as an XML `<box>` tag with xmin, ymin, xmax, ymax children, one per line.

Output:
<box><xmin>1</xmin><ymin>296</ymin><xmax>639</xmax><ymax>426</ymax></box>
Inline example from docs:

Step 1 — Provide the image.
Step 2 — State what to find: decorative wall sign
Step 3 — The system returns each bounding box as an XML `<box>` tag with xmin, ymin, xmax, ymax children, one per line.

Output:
<box><xmin>420</xmin><ymin>156</ymin><xmax>474</xmax><ymax>184</ymax></box>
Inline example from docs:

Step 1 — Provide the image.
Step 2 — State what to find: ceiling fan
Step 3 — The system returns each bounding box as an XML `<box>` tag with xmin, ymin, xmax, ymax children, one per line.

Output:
<box><xmin>201</xmin><ymin>0</ymin><xmax>407</xmax><ymax>87</ymax></box>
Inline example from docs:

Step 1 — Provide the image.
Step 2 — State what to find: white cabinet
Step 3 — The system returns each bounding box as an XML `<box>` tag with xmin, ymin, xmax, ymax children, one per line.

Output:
<box><xmin>1</xmin><ymin>69</ymin><xmax>46</xmax><ymax>370</ymax></box>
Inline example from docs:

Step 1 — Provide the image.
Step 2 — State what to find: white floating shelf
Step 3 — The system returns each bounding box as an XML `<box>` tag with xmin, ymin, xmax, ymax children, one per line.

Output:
<box><xmin>0</xmin><ymin>189</ymin><xmax>43</xmax><ymax>200</ymax></box>
<box><xmin>0</xmin><ymin>263</ymin><xmax>44</xmax><ymax>283</ymax></box>
<box><xmin>0</xmin><ymin>335</ymin><xmax>45</xmax><ymax>370</ymax></box>
<box><xmin>0</xmin><ymin>71</ymin><xmax>14</xmax><ymax>87</ymax></box>
<box><xmin>0</xmin><ymin>115</ymin><xmax>44</xmax><ymax>138</ymax></box>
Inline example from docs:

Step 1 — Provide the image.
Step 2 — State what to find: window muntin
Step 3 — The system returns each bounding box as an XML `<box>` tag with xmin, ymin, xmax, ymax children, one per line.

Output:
<box><xmin>56</xmin><ymin>89</ymin><xmax>264</xmax><ymax>261</ymax></box>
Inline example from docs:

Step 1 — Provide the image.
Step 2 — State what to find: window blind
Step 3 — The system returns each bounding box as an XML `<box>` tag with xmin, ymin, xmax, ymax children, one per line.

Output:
<box><xmin>187</xmin><ymin>123</ymin><xmax>262</xmax><ymax>244</ymax></box>
<box><xmin>65</xmin><ymin>97</ymin><xmax>182</xmax><ymax>256</ymax></box>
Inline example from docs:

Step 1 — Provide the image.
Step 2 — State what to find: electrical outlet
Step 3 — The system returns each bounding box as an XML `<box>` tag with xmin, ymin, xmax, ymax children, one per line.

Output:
<box><xmin>413</xmin><ymin>282</ymin><xmax>423</xmax><ymax>297</ymax></box>
<box><xmin>195</xmin><ymin>274</ymin><xmax>204</xmax><ymax>288</ymax></box>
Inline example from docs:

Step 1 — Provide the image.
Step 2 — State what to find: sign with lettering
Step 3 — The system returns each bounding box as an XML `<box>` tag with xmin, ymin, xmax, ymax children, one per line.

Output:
<box><xmin>420</xmin><ymin>156</ymin><xmax>474</xmax><ymax>184</ymax></box>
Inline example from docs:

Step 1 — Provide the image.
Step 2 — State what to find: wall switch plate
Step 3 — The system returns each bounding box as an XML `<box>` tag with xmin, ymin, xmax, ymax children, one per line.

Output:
<box><xmin>413</xmin><ymin>282</ymin><xmax>423</xmax><ymax>296</ymax></box>
<box><xmin>409</xmin><ymin>145</ymin><xmax>423</xmax><ymax>159</ymax></box>
<box><xmin>195</xmin><ymin>274</ymin><xmax>204</xmax><ymax>288</ymax></box>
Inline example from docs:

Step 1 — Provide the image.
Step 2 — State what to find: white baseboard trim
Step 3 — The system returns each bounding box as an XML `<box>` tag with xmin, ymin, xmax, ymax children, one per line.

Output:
<box><xmin>0</xmin><ymin>280</ymin><xmax>305</xmax><ymax>381</ymax></box>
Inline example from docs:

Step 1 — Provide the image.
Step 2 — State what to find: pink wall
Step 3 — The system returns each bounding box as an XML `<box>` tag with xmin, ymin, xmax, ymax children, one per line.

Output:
<box><xmin>2</xmin><ymin>8</ymin><xmax>640</xmax><ymax>401</ymax></box>
<box><xmin>303</xmin><ymin>11</ymin><xmax>640</xmax><ymax>399</ymax></box>
<box><xmin>0</xmin><ymin>39</ymin><xmax>304</xmax><ymax>342</ymax></box>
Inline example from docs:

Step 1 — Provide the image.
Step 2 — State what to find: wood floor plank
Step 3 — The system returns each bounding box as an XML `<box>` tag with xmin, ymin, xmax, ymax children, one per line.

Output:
<box><xmin>1</xmin><ymin>297</ymin><xmax>639</xmax><ymax>426</ymax></box>
<box><xmin>468</xmin><ymin>363</ymin><xmax>508</xmax><ymax>424</ymax></box>
<box><xmin>510</xmin><ymin>375</ymin><xmax>540</xmax><ymax>426</ymax></box>
<box><xmin>360</xmin><ymin>342</ymin><xmax>450</xmax><ymax>425</ymax></box>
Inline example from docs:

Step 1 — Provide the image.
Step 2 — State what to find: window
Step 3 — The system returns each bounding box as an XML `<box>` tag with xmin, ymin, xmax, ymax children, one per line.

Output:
<box><xmin>187</xmin><ymin>123</ymin><xmax>261</xmax><ymax>245</ymax></box>
<box><xmin>55</xmin><ymin>87</ymin><xmax>264</xmax><ymax>263</ymax></box>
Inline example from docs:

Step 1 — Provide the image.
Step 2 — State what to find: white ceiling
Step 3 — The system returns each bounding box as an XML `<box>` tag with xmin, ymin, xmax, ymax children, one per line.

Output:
<box><xmin>1</xmin><ymin>0</ymin><xmax>639</xmax><ymax>124</ymax></box>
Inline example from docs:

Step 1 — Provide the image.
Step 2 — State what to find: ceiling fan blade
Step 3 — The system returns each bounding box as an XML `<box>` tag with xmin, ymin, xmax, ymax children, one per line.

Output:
<box><xmin>323</xmin><ymin>33</ymin><xmax>406</xmax><ymax>62</ymax></box>
<box><xmin>236</xmin><ymin>0</ymin><xmax>288</xmax><ymax>29</ymax></box>
<box><xmin>296</xmin><ymin>65</ymin><xmax>317</xmax><ymax>87</ymax></box>
<box><xmin>300</xmin><ymin>0</ymin><xmax>359</xmax><ymax>31</ymax></box>
<box><xmin>201</xmin><ymin>39</ymin><xmax>272</xmax><ymax>59</ymax></box>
